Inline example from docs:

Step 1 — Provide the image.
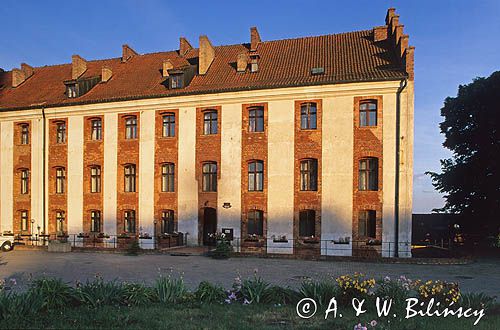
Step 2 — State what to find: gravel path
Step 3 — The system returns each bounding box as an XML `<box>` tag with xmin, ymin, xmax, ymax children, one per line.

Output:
<box><xmin>1</xmin><ymin>251</ymin><xmax>499</xmax><ymax>298</ymax></box>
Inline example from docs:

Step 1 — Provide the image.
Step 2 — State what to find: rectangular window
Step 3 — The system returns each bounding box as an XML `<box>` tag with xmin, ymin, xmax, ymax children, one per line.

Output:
<box><xmin>55</xmin><ymin>168</ymin><xmax>66</xmax><ymax>194</ymax></box>
<box><xmin>161</xmin><ymin>163</ymin><xmax>175</xmax><ymax>192</ymax></box>
<box><xmin>162</xmin><ymin>113</ymin><xmax>175</xmax><ymax>137</ymax></box>
<box><xmin>359</xmin><ymin>101</ymin><xmax>377</xmax><ymax>127</ymax></box>
<box><xmin>56</xmin><ymin>122</ymin><xmax>66</xmax><ymax>144</ymax></box>
<box><xmin>247</xmin><ymin>210</ymin><xmax>263</xmax><ymax>236</ymax></box>
<box><xmin>358</xmin><ymin>210</ymin><xmax>376</xmax><ymax>238</ymax></box>
<box><xmin>124</xmin><ymin>164</ymin><xmax>136</xmax><ymax>192</ymax></box>
<box><xmin>161</xmin><ymin>210</ymin><xmax>175</xmax><ymax>234</ymax></box>
<box><xmin>299</xmin><ymin>210</ymin><xmax>316</xmax><ymax>237</ymax></box>
<box><xmin>90</xmin><ymin>166</ymin><xmax>101</xmax><ymax>193</ymax></box>
<box><xmin>300</xmin><ymin>103</ymin><xmax>317</xmax><ymax>130</ymax></box>
<box><xmin>124</xmin><ymin>210</ymin><xmax>136</xmax><ymax>233</ymax></box>
<box><xmin>358</xmin><ymin>158</ymin><xmax>378</xmax><ymax>191</ymax></box>
<box><xmin>125</xmin><ymin>117</ymin><xmax>138</xmax><ymax>139</ymax></box>
<box><xmin>248</xmin><ymin>160</ymin><xmax>263</xmax><ymax>191</ymax></box>
<box><xmin>67</xmin><ymin>84</ymin><xmax>77</xmax><ymax>98</ymax></box>
<box><xmin>170</xmin><ymin>75</ymin><xmax>183</xmax><ymax>89</ymax></box>
<box><xmin>203</xmin><ymin>111</ymin><xmax>218</xmax><ymax>135</ymax></box>
<box><xmin>202</xmin><ymin>162</ymin><xmax>217</xmax><ymax>192</ymax></box>
<box><xmin>20</xmin><ymin>124</ymin><xmax>29</xmax><ymax>145</ymax></box>
<box><xmin>20</xmin><ymin>169</ymin><xmax>29</xmax><ymax>194</ymax></box>
<box><xmin>56</xmin><ymin>211</ymin><xmax>65</xmax><ymax>233</ymax></box>
<box><xmin>300</xmin><ymin>159</ymin><xmax>318</xmax><ymax>191</ymax></box>
<box><xmin>91</xmin><ymin>119</ymin><xmax>102</xmax><ymax>140</ymax></box>
<box><xmin>248</xmin><ymin>106</ymin><xmax>264</xmax><ymax>132</ymax></box>
<box><xmin>90</xmin><ymin>210</ymin><xmax>101</xmax><ymax>233</ymax></box>
<box><xmin>21</xmin><ymin>211</ymin><xmax>28</xmax><ymax>232</ymax></box>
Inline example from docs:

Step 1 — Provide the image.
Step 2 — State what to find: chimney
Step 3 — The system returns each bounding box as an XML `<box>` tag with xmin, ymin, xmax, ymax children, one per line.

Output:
<box><xmin>250</xmin><ymin>27</ymin><xmax>261</xmax><ymax>51</ymax></box>
<box><xmin>122</xmin><ymin>44</ymin><xmax>138</xmax><ymax>63</ymax></box>
<box><xmin>373</xmin><ymin>26</ymin><xmax>388</xmax><ymax>42</ymax></box>
<box><xmin>236</xmin><ymin>53</ymin><xmax>248</xmax><ymax>73</ymax></box>
<box><xmin>179</xmin><ymin>37</ymin><xmax>193</xmax><ymax>56</ymax></box>
<box><xmin>199</xmin><ymin>35</ymin><xmax>215</xmax><ymax>75</ymax></box>
<box><xmin>72</xmin><ymin>55</ymin><xmax>87</xmax><ymax>80</ymax></box>
<box><xmin>11</xmin><ymin>63</ymin><xmax>35</xmax><ymax>87</ymax></box>
<box><xmin>162</xmin><ymin>59</ymin><xmax>173</xmax><ymax>77</ymax></box>
<box><xmin>21</xmin><ymin>63</ymin><xmax>34</xmax><ymax>79</ymax></box>
<box><xmin>101</xmin><ymin>66</ymin><xmax>112</xmax><ymax>82</ymax></box>
<box><xmin>12</xmin><ymin>68</ymin><xmax>26</xmax><ymax>88</ymax></box>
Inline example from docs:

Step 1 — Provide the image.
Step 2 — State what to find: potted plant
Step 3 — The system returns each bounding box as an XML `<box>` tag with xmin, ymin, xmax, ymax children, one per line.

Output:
<box><xmin>272</xmin><ymin>235</ymin><xmax>288</xmax><ymax>243</ymax></box>
<box><xmin>302</xmin><ymin>236</ymin><xmax>320</xmax><ymax>244</ymax></box>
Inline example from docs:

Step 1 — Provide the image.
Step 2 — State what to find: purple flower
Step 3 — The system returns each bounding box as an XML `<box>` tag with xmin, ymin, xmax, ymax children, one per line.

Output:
<box><xmin>224</xmin><ymin>299</ymin><xmax>231</xmax><ymax>304</ymax></box>
<box><xmin>228</xmin><ymin>292</ymin><xmax>237</xmax><ymax>300</ymax></box>
<box><xmin>9</xmin><ymin>278</ymin><xmax>17</xmax><ymax>286</ymax></box>
<box><xmin>243</xmin><ymin>299</ymin><xmax>250</xmax><ymax>305</ymax></box>
<box><xmin>370</xmin><ymin>320</ymin><xmax>377</xmax><ymax>327</ymax></box>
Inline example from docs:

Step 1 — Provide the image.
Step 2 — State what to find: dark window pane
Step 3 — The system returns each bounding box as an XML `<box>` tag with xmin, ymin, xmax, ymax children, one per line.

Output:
<box><xmin>299</xmin><ymin>210</ymin><xmax>315</xmax><ymax>237</ymax></box>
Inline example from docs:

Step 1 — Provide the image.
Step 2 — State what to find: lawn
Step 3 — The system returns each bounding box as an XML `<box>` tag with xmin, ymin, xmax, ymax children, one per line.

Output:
<box><xmin>1</xmin><ymin>303</ymin><xmax>499</xmax><ymax>329</ymax></box>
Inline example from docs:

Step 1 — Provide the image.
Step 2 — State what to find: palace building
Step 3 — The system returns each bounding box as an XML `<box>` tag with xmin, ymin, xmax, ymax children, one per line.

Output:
<box><xmin>0</xmin><ymin>8</ymin><xmax>414</xmax><ymax>257</ymax></box>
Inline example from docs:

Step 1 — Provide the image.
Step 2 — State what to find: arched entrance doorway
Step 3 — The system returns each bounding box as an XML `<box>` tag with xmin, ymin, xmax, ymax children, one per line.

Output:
<box><xmin>202</xmin><ymin>207</ymin><xmax>217</xmax><ymax>246</ymax></box>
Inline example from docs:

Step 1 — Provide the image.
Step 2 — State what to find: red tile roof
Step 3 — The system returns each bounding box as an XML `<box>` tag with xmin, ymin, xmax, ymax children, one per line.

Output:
<box><xmin>0</xmin><ymin>29</ymin><xmax>407</xmax><ymax>111</ymax></box>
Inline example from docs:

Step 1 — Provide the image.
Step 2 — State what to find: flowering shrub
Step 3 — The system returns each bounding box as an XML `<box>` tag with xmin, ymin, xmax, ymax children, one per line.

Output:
<box><xmin>209</xmin><ymin>232</ymin><xmax>233</xmax><ymax>259</ymax></box>
<box><xmin>336</xmin><ymin>273</ymin><xmax>375</xmax><ymax>302</ymax></box>
<box><xmin>417</xmin><ymin>280</ymin><xmax>460</xmax><ymax>304</ymax></box>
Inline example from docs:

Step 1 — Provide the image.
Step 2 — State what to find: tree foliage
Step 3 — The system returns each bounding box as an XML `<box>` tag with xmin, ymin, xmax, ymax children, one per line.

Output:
<box><xmin>427</xmin><ymin>71</ymin><xmax>500</xmax><ymax>235</ymax></box>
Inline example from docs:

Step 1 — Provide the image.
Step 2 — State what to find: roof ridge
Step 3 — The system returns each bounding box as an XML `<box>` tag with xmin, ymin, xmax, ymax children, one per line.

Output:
<box><xmin>5</xmin><ymin>29</ymin><xmax>373</xmax><ymax>72</ymax></box>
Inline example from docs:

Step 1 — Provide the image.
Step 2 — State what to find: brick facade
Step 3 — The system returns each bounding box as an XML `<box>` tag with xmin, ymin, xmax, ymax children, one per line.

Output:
<box><xmin>12</xmin><ymin>121</ymin><xmax>31</xmax><ymax>235</ymax></box>
<box><xmin>293</xmin><ymin>100</ymin><xmax>322</xmax><ymax>256</ymax></box>
<box><xmin>116</xmin><ymin>112</ymin><xmax>140</xmax><ymax>236</ymax></box>
<box><xmin>241</xmin><ymin>103</ymin><xmax>268</xmax><ymax>253</ymax></box>
<box><xmin>154</xmin><ymin>109</ymin><xmax>179</xmax><ymax>246</ymax></box>
<box><xmin>195</xmin><ymin>106</ymin><xmax>221</xmax><ymax>245</ymax></box>
<box><xmin>83</xmin><ymin>115</ymin><xmax>104</xmax><ymax>240</ymax></box>
<box><xmin>353</xmin><ymin>96</ymin><xmax>383</xmax><ymax>255</ymax></box>
<box><xmin>48</xmin><ymin>118</ymin><xmax>68</xmax><ymax>235</ymax></box>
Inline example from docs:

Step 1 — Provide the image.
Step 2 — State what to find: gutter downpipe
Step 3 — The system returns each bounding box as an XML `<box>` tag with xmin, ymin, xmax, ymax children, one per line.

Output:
<box><xmin>42</xmin><ymin>107</ymin><xmax>46</xmax><ymax>238</ymax></box>
<box><xmin>394</xmin><ymin>78</ymin><xmax>407</xmax><ymax>258</ymax></box>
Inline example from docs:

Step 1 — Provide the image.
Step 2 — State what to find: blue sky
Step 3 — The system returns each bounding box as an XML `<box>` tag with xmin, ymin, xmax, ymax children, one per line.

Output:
<box><xmin>1</xmin><ymin>1</ymin><xmax>499</xmax><ymax>213</ymax></box>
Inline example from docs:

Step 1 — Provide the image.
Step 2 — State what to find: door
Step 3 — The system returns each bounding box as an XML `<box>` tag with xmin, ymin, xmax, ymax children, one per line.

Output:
<box><xmin>202</xmin><ymin>207</ymin><xmax>217</xmax><ymax>246</ymax></box>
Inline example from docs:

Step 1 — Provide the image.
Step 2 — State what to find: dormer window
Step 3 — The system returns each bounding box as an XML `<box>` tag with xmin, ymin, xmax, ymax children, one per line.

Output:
<box><xmin>67</xmin><ymin>84</ymin><xmax>77</xmax><ymax>98</ymax></box>
<box><xmin>170</xmin><ymin>74</ymin><xmax>183</xmax><ymax>89</ymax></box>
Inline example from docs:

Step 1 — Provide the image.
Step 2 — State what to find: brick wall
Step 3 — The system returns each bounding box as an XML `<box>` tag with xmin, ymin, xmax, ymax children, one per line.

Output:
<box><xmin>83</xmin><ymin>115</ymin><xmax>104</xmax><ymax>234</ymax></box>
<box><xmin>12</xmin><ymin>121</ymin><xmax>31</xmax><ymax>234</ymax></box>
<box><xmin>195</xmin><ymin>106</ymin><xmax>221</xmax><ymax>244</ymax></box>
<box><xmin>352</xmin><ymin>96</ymin><xmax>383</xmax><ymax>248</ymax></box>
<box><xmin>48</xmin><ymin>118</ymin><xmax>68</xmax><ymax>235</ymax></box>
<box><xmin>241</xmin><ymin>103</ymin><xmax>268</xmax><ymax>253</ymax></box>
<box><xmin>293</xmin><ymin>100</ymin><xmax>322</xmax><ymax>256</ymax></box>
<box><xmin>154</xmin><ymin>109</ymin><xmax>179</xmax><ymax>237</ymax></box>
<box><xmin>116</xmin><ymin>112</ymin><xmax>139</xmax><ymax>235</ymax></box>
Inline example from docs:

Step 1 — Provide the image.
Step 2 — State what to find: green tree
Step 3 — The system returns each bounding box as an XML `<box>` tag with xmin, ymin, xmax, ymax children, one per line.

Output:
<box><xmin>427</xmin><ymin>71</ymin><xmax>500</xmax><ymax>236</ymax></box>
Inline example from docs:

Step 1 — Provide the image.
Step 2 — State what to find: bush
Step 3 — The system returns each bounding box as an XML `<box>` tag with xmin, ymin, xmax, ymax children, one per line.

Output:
<box><xmin>154</xmin><ymin>275</ymin><xmax>187</xmax><ymax>304</ymax></box>
<box><xmin>0</xmin><ymin>291</ymin><xmax>44</xmax><ymax>320</ymax></box>
<box><xmin>299</xmin><ymin>279</ymin><xmax>339</xmax><ymax>306</ymax></box>
<box><xmin>29</xmin><ymin>278</ymin><xmax>77</xmax><ymax>310</ymax></box>
<box><xmin>123</xmin><ymin>283</ymin><xmax>155</xmax><ymax>306</ymax></box>
<box><xmin>460</xmin><ymin>292</ymin><xmax>496</xmax><ymax>310</ymax></box>
<box><xmin>336</xmin><ymin>273</ymin><xmax>375</xmax><ymax>304</ymax></box>
<box><xmin>211</xmin><ymin>240</ymin><xmax>233</xmax><ymax>259</ymax></box>
<box><xmin>75</xmin><ymin>277</ymin><xmax>125</xmax><ymax>308</ymax></box>
<box><xmin>375</xmin><ymin>276</ymin><xmax>416</xmax><ymax>309</ymax></box>
<box><xmin>241</xmin><ymin>276</ymin><xmax>270</xmax><ymax>304</ymax></box>
<box><xmin>417</xmin><ymin>280</ymin><xmax>460</xmax><ymax>304</ymax></box>
<box><xmin>262</xmin><ymin>285</ymin><xmax>299</xmax><ymax>305</ymax></box>
<box><xmin>126</xmin><ymin>240</ymin><xmax>141</xmax><ymax>256</ymax></box>
<box><xmin>194</xmin><ymin>281</ymin><xmax>226</xmax><ymax>304</ymax></box>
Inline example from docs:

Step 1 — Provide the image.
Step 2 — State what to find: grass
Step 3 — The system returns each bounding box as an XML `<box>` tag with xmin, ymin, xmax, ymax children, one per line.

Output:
<box><xmin>1</xmin><ymin>303</ymin><xmax>499</xmax><ymax>329</ymax></box>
